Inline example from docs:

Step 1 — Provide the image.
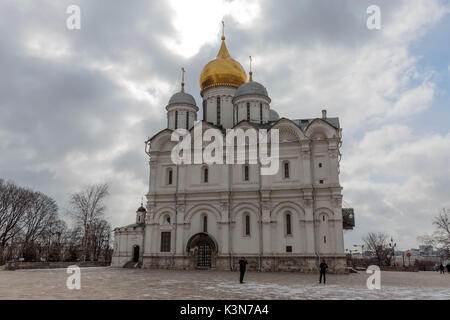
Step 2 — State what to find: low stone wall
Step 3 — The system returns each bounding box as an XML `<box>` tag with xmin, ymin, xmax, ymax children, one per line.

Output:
<box><xmin>140</xmin><ymin>255</ymin><xmax>348</xmax><ymax>273</ymax></box>
<box><xmin>5</xmin><ymin>261</ymin><xmax>109</xmax><ymax>271</ymax></box>
<box><xmin>380</xmin><ymin>265</ymin><xmax>419</xmax><ymax>272</ymax></box>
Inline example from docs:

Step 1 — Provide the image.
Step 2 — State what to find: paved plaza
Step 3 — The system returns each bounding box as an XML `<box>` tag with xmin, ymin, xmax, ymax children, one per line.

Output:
<box><xmin>0</xmin><ymin>267</ymin><xmax>449</xmax><ymax>300</ymax></box>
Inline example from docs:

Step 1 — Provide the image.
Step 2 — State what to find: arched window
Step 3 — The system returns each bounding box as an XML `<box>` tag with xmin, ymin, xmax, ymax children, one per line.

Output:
<box><xmin>245</xmin><ymin>214</ymin><xmax>250</xmax><ymax>236</ymax></box>
<box><xmin>284</xmin><ymin>161</ymin><xmax>290</xmax><ymax>179</ymax></box>
<box><xmin>203</xmin><ymin>215</ymin><xmax>208</xmax><ymax>233</ymax></box>
<box><xmin>286</xmin><ymin>213</ymin><xmax>292</xmax><ymax>235</ymax></box>
<box><xmin>246</xmin><ymin>103</ymin><xmax>250</xmax><ymax>121</ymax></box>
<box><xmin>175</xmin><ymin>111</ymin><xmax>178</xmax><ymax>128</ymax></box>
<box><xmin>203</xmin><ymin>167</ymin><xmax>209</xmax><ymax>183</ymax></box>
<box><xmin>217</xmin><ymin>97</ymin><xmax>221</xmax><ymax>126</ymax></box>
<box><xmin>167</xmin><ymin>168</ymin><xmax>173</xmax><ymax>185</ymax></box>
<box><xmin>244</xmin><ymin>165</ymin><xmax>249</xmax><ymax>181</ymax></box>
<box><xmin>260</xmin><ymin>103</ymin><xmax>263</xmax><ymax>123</ymax></box>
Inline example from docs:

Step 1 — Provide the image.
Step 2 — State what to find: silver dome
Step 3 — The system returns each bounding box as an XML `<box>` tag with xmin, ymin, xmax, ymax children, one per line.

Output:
<box><xmin>168</xmin><ymin>92</ymin><xmax>196</xmax><ymax>106</ymax></box>
<box><xmin>269</xmin><ymin>109</ymin><xmax>280</xmax><ymax>121</ymax></box>
<box><xmin>235</xmin><ymin>81</ymin><xmax>268</xmax><ymax>98</ymax></box>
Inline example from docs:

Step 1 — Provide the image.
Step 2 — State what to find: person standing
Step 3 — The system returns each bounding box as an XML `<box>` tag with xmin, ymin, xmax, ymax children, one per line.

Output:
<box><xmin>319</xmin><ymin>259</ymin><xmax>328</xmax><ymax>284</ymax></box>
<box><xmin>439</xmin><ymin>263</ymin><xmax>445</xmax><ymax>274</ymax></box>
<box><xmin>446</xmin><ymin>263</ymin><xmax>450</xmax><ymax>274</ymax></box>
<box><xmin>239</xmin><ymin>257</ymin><xmax>248</xmax><ymax>283</ymax></box>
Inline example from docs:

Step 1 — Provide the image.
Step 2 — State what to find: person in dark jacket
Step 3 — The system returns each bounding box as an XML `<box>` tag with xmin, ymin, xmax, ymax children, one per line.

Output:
<box><xmin>319</xmin><ymin>259</ymin><xmax>328</xmax><ymax>284</ymax></box>
<box><xmin>239</xmin><ymin>257</ymin><xmax>248</xmax><ymax>283</ymax></box>
<box><xmin>446</xmin><ymin>263</ymin><xmax>450</xmax><ymax>273</ymax></box>
<box><xmin>439</xmin><ymin>263</ymin><xmax>445</xmax><ymax>274</ymax></box>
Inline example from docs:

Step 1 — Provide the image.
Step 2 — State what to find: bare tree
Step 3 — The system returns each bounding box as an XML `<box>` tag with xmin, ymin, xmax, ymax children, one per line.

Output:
<box><xmin>363</xmin><ymin>232</ymin><xmax>395</xmax><ymax>266</ymax></box>
<box><xmin>419</xmin><ymin>208</ymin><xmax>450</xmax><ymax>260</ymax></box>
<box><xmin>69</xmin><ymin>183</ymin><xmax>109</xmax><ymax>261</ymax></box>
<box><xmin>0</xmin><ymin>180</ymin><xmax>33</xmax><ymax>247</ymax></box>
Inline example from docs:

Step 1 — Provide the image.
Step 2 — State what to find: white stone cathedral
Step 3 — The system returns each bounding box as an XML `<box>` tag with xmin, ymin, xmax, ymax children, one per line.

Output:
<box><xmin>111</xmin><ymin>30</ymin><xmax>355</xmax><ymax>272</ymax></box>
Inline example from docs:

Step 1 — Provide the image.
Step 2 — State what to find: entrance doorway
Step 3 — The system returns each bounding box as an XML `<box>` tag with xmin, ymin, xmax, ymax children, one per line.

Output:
<box><xmin>197</xmin><ymin>244</ymin><xmax>212</xmax><ymax>267</ymax></box>
<box><xmin>133</xmin><ymin>245</ymin><xmax>139</xmax><ymax>263</ymax></box>
<box><xmin>186</xmin><ymin>232</ymin><xmax>218</xmax><ymax>269</ymax></box>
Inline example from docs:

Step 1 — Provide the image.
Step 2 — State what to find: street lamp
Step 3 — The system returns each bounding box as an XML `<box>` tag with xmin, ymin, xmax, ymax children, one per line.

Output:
<box><xmin>389</xmin><ymin>240</ymin><xmax>397</xmax><ymax>267</ymax></box>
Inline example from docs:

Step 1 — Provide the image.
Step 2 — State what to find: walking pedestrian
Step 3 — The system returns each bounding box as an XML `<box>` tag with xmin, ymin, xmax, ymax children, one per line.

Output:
<box><xmin>319</xmin><ymin>259</ymin><xmax>328</xmax><ymax>284</ymax></box>
<box><xmin>239</xmin><ymin>257</ymin><xmax>248</xmax><ymax>283</ymax></box>
<box><xmin>439</xmin><ymin>263</ymin><xmax>445</xmax><ymax>274</ymax></box>
<box><xmin>446</xmin><ymin>263</ymin><xmax>450</xmax><ymax>274</ymax></box>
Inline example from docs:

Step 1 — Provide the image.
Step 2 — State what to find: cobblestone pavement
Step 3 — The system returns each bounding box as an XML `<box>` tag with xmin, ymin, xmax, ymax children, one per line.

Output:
<box><xmin>0</xmin><ymin>267</ymin><xmax>449</xmax><ymax>299</ymax></box>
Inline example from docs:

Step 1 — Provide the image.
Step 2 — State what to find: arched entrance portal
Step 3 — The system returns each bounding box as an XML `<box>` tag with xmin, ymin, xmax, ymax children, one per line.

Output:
<box><xmin>132</xmin><ymin>245</ymin><xmax>140</xmax><ymax>263</ymax></box>
<box><xmin>186</xmin><ymin>233</ymin><xmax>218</xmax><ymax>269</ymax></box>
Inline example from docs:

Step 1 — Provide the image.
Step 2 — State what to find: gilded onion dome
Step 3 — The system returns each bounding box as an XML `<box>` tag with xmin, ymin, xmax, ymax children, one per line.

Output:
<box><xmin>199</xmin><ymin>34</ymin><xmax>247</xmax><ymax>91</ymax></box>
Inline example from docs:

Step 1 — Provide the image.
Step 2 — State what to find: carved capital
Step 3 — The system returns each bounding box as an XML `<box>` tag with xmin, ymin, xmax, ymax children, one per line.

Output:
<box><xmin>176</xmin><ymin>204</ymin><xmax>185</xmax><ymax>213</ymax></box>
<box><xmin>261</xmin><ymin>201</ymin><xmax>271</xmax><ymax>211</ymax></box>
<box><xmin>328</xmin><ymin>149</ymin><xmax>338</xmax><ymax>159</ymax></box>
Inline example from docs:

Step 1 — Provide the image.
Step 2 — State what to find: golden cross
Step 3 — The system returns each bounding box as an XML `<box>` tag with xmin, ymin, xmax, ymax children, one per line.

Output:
<box><xmin>221</xmin><ymin>20</ymin><xmax>225</xmax><ymax>39</ymax></box>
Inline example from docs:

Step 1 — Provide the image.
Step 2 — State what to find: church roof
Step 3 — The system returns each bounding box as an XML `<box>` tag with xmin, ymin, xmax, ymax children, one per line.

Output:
<box><xmin>269</xmin><ymin>109</ymin><xmax>280</xmax><ymax>121</ymax></box>
<box><xmin>115</xmin><ymin>223</ymin><xmax>145</xmax><ymax>231</ymax></box>
<box><xmin>168</xmin><ymin>91</ymin><xmax>197</xmax><ymax>106</ymax></box>
<box><xmin>290</xmin><ymin>117</ymin><xmax>340</xmax><ymax>129</ymax></box>
<box><xmin>235</xmin><ymin>81</ymin><xmax>269</xmax><ymax>98</ymax></box>
<box><xmin>137</xmin><ymin>206</ymin><xmax>146</xmax><ymax>213</ymax></box>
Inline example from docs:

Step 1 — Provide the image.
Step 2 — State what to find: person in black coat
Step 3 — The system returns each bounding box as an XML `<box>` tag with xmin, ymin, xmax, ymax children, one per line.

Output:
<box><xmin>446</xmin><ymin>263</ymin><xmax>450</xmax><ymax>273</ymax></box>
<box><xmin>439</xmin><ymin>263</ymin><xmax>445</xmax><ymax>274</ymax></box>
<box><xmin>319</xmin><ymin>259</ymin><xmax>328</xmax><ymax>284</ymax></box>
<box><xmin>239</xmin><ymin>257</ymin><xmax>248</xmax><ymax>283</ymax></box>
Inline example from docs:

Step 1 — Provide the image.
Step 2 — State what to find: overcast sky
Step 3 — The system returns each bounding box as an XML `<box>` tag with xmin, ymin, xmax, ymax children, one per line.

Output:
<box><xmin>1</xmin><ymin>0</ymin><xmax>449</xmax><ymax>250</ymax></box>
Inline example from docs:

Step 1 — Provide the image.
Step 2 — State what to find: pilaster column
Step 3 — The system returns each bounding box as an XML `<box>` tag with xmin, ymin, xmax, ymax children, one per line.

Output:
<box><xmin>328</xmin><ymin>141</ymin><xmax>339</xmax><ymax>186</ymax></box>
<box><xmin>175</xmin><ymin>204</ymin><xmax>185</xmax><ymax>255</ymax></box>
<box><xmin>219</xmin><ymin>201</ymin><xmax>229</xmax><ymax>254</ymax></box>
<box><xmin>261</xmin><ymin>200</ymin><xmax>272</xmax><ymax>254</ymax></box>
<box><xmin>303</xmin><ymin>193</ymin><xmax>315</xmax><ymax>254</ymax></box>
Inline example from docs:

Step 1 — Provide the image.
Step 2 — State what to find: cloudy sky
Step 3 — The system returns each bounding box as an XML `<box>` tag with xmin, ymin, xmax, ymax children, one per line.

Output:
<box><xmin>1</xmin><ymin>0</ymin><xmax>449</xmax><ymax>250</ymax></box>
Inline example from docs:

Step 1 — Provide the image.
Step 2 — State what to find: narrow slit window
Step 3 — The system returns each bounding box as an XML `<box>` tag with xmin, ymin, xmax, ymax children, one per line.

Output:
<box><xmin>217</xmin><ymin>97</ymin><xmax>221</xmax><ymax>126</ymax></box>
<box><xmin>244</xmin><ymin>165</ymin><xmax>249</xmax><ymax>181</ymax></box>
<box><xmin>203</xmin><ymin>215</ymin><xmax>208</xmax><ymax>233</ymax></box>
<box><xmin>175</xmin><ymin>111</ymin><xmax>178</xmax><ymax>128</ymax></box>
<box><xmin>186</xmin><ymin>111</ymin><xmax>189</xmax><ymax>129</ymax></box>
<box><xmin>286</xmin><ymin>213</ymin><xmax>292</xmax><ymax>235</ymax></box>
<box><xmin>168</xmin><ymin>169</ymin><xmax>173</xmax><ymax>185</ymax></box>
<box><xmin>245</xmin><ymin>215</ymin><xmax>250</xmax><ymax>236</ymax></box>
<box><xmin>246</xmin><ymin>103</ymin><xmax>250</xmax><ymax>121</ymax></box>
<box><xmin>284</xmin><ymin>162</ymin><xmax>290</xmax><ymax>179</ymax></box>
<box><xmin>203</xmin><ymin>100</ymin><xmax>207</xmax><ymax>121</ymax></box>
<box><xmin>203</xmin><ymin>167</ymin><xmax>209</xmax><ymax>183</ymax></box>
<box><xmin>260</xmin><ymin>103</ymin><xmax>263</xmax><ymax>123</ymax></box>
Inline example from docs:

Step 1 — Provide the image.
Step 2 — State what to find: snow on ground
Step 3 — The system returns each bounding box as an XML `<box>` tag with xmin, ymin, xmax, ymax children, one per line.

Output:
<box><xmin>0</xmin><ymin>267</ymin><xmax>449</xmax><ymax>299</ymax></box>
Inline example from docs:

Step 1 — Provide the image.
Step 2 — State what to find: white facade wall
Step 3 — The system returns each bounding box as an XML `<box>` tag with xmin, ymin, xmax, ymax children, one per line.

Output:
<box><xmin>112</xmin><ymin>85</ymin><xmax>347</xmax><ymax>272</ymax></box>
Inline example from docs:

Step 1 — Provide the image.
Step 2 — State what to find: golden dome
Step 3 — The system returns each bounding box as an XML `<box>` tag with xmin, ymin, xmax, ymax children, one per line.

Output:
<box><xmin>199</xmin><ymin>36</ymin><xmax>247</xmax><ymax>91</ymax></box>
